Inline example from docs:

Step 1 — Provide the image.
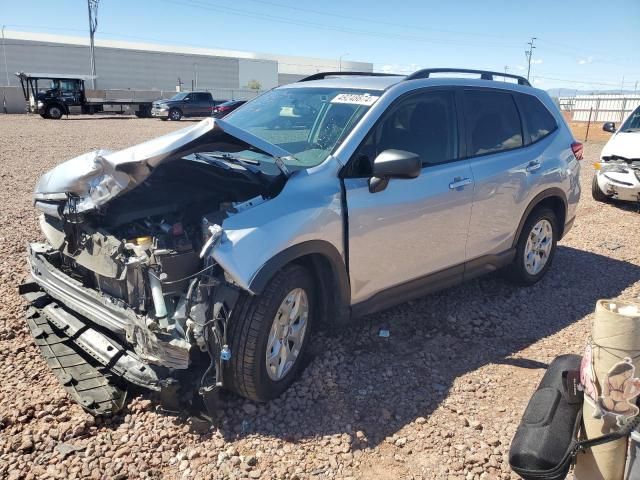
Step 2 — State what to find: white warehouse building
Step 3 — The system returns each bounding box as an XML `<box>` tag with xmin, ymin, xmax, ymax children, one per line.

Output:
<box><xmin>0</xmin><ymin>30</ymin><xmax>373</xmax><ymax>94</ymax></box>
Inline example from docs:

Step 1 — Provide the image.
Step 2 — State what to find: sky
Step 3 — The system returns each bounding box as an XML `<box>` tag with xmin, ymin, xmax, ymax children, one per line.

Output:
<box><xmin>2</xmin><ymin>0</ymin><xmax>639</xmax><ymax>91</ymax></box>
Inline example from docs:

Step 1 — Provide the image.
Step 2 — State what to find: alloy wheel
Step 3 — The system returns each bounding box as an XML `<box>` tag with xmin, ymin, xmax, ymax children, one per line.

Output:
<box><xmin>524</xmin><ymin>219</ymin><xmax>553</xmax><ymax>275</ymax></box>
<box><xmin>265</xmin><ymin>288</ymin><xmax>309</xmax><ymax>381</ymax></box>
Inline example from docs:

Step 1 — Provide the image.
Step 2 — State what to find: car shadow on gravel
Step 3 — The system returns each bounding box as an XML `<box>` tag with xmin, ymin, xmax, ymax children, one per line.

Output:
<box><xmin>111</xmin><ymin>245</ymin><xmax>640</xmax><ymax>448</ymax></box>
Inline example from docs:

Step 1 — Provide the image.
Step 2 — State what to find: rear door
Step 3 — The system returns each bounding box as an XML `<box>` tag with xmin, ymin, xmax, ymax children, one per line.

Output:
<box><xmin>343</xmin><ymin>89</ymin><xmax>474</xmax><ymax>305</ymax></box>
<box><xmin>463</xmin><ymin>88</ymin><xmax>541</xmax><ymax>262</ymax></box>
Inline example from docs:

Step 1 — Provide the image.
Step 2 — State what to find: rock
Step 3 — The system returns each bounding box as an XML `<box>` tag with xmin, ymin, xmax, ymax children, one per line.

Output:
<box><xmin>243</xmin><ymin>403</ymin><xmax>257</xmax><ymax>415</ymax></box>
<box><xmin>55</xmin><ymin>442</ymin><xmax>85</xmax><ymax>458</ymax></box>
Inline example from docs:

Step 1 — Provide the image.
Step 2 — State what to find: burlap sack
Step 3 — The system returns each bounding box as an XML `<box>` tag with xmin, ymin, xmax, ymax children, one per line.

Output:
<box><xmin>575</xmin><ymin>299</ymin><xmax>640</xmax><ymax>480</ymax></box>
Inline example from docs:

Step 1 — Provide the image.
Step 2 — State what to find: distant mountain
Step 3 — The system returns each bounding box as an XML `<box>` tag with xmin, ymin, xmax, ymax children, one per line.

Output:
<box><xmin>547</xmin><ymin>88</ymin><xmax>638</xmax><ymax>98</ymax></box>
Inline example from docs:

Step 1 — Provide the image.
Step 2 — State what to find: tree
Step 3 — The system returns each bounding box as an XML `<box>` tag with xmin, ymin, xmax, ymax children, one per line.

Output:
<box><xmin>247</xmin><ymin>79</ymin><xmax>262</xmax><ymax>91</ymax></box>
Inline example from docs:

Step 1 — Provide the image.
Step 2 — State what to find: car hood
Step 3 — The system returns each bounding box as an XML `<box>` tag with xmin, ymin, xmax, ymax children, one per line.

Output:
<box><xmin>34</xmin><ymin>117</ymin><xmax>294</xmax><ymax>212</ymax></box>
<box><xmin>601</xmin><ymin>131</ymin><xmax>640</xmax><ymax>160</ymax></box>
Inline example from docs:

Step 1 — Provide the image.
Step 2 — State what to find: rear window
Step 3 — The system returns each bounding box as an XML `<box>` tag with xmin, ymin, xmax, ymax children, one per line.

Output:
<box><xmin>518</xmin><ymin>94</ymin><xmax>557</xmax><ymax>143</ymax></box>
<box><xmin>464</xmin><ymin>90</ymin><xmax>523</xmax><ymax>156</ymax></box>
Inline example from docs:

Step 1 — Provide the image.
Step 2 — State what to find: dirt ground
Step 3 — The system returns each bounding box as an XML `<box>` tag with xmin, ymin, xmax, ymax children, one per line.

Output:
<box><xmin>563</xmin><ymin>111</ymin><xmax>614</xmax><ymax>143</ymax></box>
<box><xmin>0</xmin><ymin>114</ymin><xmax>638</xmax><ymax>480</ymax></box>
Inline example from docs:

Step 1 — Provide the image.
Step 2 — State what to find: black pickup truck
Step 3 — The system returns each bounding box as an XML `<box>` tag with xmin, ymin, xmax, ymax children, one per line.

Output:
<box><xmin>151</xmin><ymin>91</ymin><xmax>223</xmax><ymax>121</ymax></box>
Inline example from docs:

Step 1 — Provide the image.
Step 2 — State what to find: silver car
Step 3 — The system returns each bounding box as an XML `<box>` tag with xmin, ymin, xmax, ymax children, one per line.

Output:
<box><xmin>21</xmin><ymin>69</ymin><xmax>581</xmax><ymax>415</ymax></box>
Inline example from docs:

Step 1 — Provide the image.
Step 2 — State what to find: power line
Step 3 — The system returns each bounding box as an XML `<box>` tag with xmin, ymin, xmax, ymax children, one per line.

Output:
<box><xmin>233</xmin><ymin>0</ymin><xmax>524</xmax><ymax>40</ymax></box>
<box><xmin>159</xmin><ymin>0</ymin><xmax>523</xmax><ymax>50</ymax></box>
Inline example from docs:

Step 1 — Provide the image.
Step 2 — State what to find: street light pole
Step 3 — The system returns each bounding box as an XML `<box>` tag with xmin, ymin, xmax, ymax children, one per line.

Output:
<box><xmin>1</xmin><ymin>25</ymin><xmax>9</xmax><ymax>86</ymax></box>
<box><xmin>87</xmin><ymin>0</ymin><xmax>99</xmax><ymax>89</ymax></box>
<box><xmin>339</xmin><ymin>53</ymin><xmax>349</xmax><ymax>72</ymax></box>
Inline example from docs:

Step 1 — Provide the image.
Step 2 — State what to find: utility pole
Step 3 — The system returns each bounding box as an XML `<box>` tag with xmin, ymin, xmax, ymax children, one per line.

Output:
<box><xmin>503</xmin><ymin>65</ymin><xmax>509</xmax><ymax>81</ymax></box>
<box><xmin>525</xmin><ymin>37</ymin><xmax>537</xmax><ymax>82</ymax></box>
<box><xmin>1</xmin><ymin>25</ymin><xmax>9</xmax><ymax>86</ymax></box>
<box><xmin>87</xmin><ymin>0</ymin><xmax>99</xmax><ymax>89</ymax></box>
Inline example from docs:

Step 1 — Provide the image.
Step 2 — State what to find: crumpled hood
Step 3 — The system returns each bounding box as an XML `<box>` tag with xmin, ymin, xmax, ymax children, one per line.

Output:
<box><xmin>34</xmin><ymin>117</ymin><xmax>293</xmax><ymax>212</ymax></box>
<box><xmin>601</xmin><ymin>131</ymin><xmax>640</xmax><ymax>161</ymax></box>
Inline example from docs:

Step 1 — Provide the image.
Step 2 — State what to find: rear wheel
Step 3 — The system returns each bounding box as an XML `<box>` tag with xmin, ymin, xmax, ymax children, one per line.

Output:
<box><xmin>225</xmin><ymin>264</ymin><xmax>314</xmax><ymax>401</ymax></box>
<box><xmin>504</xmin><ymin>207</ymin><xmax>558</xmax><ymax>286</ymax></box>
<box><xmin>169</xmin><ymin>108</ymin><xmax>182</xmax><ymax>121</ymax></box>
<box><xmin>592</xmin><ymin>174</ymin><xmax>610</xmax><ymax>202</ymax></box>
<box><xmin>46</xmin><ymin>104</ymin><xmax>63</xmax><ymax>120</ymax></box>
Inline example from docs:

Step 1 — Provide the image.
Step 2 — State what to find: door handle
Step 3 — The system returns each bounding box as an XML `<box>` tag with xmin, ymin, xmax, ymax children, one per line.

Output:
<box><xmin>526</xmin><ymin>161</ymin><xmax>542</xmax><ymax>172</ymax></box>
<box><xmin>449</xmin><ymin>177</ymin><xmax>472</xmax><ymax>189</ymax></box>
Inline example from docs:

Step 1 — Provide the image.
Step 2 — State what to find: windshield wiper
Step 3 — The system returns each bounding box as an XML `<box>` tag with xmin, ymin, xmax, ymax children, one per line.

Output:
<box><xmin>621</xmin><ymin>127</ymin><xmax>640</xmax><ymax>133</ymax></box>
<box><xmin>199</xmin><ymin>152</ymin><xmax>261</xmax><ymax>166</ymax></box>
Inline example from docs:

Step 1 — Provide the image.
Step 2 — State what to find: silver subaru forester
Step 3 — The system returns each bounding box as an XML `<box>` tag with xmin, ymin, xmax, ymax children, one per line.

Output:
<box><xmin>21</xmin><ymin>68</ymin><xmax>581</xmax><ymax>415</ymax></box>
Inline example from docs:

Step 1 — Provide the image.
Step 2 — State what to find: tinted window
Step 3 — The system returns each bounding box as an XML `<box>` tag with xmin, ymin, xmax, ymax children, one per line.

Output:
<box><xmin>518</xmin><ymin>94</ymin><xmax>557</xmax><ymax>143</ymax></box>
<box><xmin>465</xmin><ymin>90</ymin><xmax>523</xmax><ymax>156</ymax></box>
<box><xmin>352</xmin><ymin>91</ymin><xmax>457</xmax><ymax>175</ymax></box>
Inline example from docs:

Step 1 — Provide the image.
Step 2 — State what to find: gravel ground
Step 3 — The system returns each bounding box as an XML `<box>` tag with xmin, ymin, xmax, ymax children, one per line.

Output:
<box><xmin>0</xmin><ymin>114</ymin><xmax>639</xmax><ymax>480</ymax></box>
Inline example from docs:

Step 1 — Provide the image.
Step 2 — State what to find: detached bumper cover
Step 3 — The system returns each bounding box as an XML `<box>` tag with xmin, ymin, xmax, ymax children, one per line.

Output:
<box><xmin>21</xmin><ymin>288</ymin><xmax>166</xmax><ymax>415</ymax></box>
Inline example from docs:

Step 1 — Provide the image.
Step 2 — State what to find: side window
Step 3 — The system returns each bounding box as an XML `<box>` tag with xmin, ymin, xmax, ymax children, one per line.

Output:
<box><xmin>183</xmin><ymin>94</ymin><xmax>192</xmax><ymax>102</ymax></box>
<box><xmin>350</xmin><ymin>90</ymin><xmax>458</xmax><ymax>176</ymax></box>
<box><xmin>464</xmin><ymin>90</ymin><xmax>523</xmax><ymax>156</ymax></box>
<box><xmin>518</xmin><ymin>94</ymin><xmax>557</xmax><ymax>143</ymax></box>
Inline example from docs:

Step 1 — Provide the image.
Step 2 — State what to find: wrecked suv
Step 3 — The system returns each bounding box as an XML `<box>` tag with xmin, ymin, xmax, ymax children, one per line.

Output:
<box><xmin>21</xmin><ymin>69</ymin><xmax>581</xmax><ymax>415</ymax></box>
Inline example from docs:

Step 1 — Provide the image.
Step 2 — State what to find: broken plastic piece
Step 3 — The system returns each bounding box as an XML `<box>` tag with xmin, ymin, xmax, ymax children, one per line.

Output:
<box><xmin>378</xmin><ymin>328</ymin><xmax>390</xmax><ymax>338</ymax></box>
<box><xmin>220</xmin><ymin>344</ymin><xmax>231</xmax><ymax>361</ymax></box>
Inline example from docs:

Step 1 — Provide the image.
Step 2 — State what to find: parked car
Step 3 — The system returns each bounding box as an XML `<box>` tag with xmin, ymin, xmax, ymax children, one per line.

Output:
<box><xmin>592</xmin><ymin>105</ymin><xmax>640</xmax><ymax>203</ymax></box>
<box><xmin>21</xmin><ymin>68</ymin><xmax>581</xmax><ymax>415</ymax></box>
<box><xmin>151</xmin><ymin>91</ymin><xmax>221</xmax><ymax>120</ymax></box>
<box><xmin>212</xmin><ymin>100</ymin><xmax>247</xmax><ymax>118</ymax></box>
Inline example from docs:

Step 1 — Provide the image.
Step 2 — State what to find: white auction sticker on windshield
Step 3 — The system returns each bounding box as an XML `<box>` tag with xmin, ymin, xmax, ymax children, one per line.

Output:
<box><xmin>331</xmin><ymin>93</ymin><xmax>380</xmax><ymax>106</ymax></box>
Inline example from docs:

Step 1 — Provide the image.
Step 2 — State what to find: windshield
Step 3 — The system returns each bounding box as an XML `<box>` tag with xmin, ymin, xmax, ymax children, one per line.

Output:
<box><xmin>620</xmin><ymin>106</ymin><xmax>640</xmax><ymax>132</ymax></box>
<box><xmin>224</xmin><ymin>87</ymin><xmax>379</xmax><ymax>167</ymax></box>
<box><xmin>169</xmin><ymin>92</ymin><xmax>189</xmax><ymax>101</ymax></box>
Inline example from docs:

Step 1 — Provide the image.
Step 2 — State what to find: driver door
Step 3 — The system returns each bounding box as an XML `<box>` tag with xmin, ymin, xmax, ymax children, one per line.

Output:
<box><xmin>343</xmin><ymin>89</ymin><xmax>474</xmax><ymax>306</ymax></box>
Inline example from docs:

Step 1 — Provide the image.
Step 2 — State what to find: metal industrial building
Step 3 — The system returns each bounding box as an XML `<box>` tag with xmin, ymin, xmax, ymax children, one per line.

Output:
<box><xmin>0</xmin><ymin>30</ymin><xmax>373</xmax><ymax>93</ymax></box>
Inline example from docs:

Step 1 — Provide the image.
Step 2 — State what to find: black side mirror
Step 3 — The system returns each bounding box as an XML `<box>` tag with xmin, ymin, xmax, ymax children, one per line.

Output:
<box><xmin>369</xmin><ymin>149</ymin><xmax>421</xmax><ymax>193</ymax></box>
<box><xmin>603</xmin><ymin>122</ymin><xmax>616</xmax><ymax>133</ymax></box>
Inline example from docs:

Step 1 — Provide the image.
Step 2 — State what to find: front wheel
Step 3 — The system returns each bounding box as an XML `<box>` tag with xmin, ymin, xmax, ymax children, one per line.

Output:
<box><xmin>45</xmin><ymin>104</ymin><xmax>63</xmax><ymax>120</ymax></box>
<box><xmin>592</xmin><ymin>175</ymin><xmax>610</xmax><ymax>203</ymax></box>
<box><xmin>168</xmin><ymin>108</ymin><xmax>182</xmax><ymax>121</ymax></box>
<box><xmin>504</xmin><ymin>207</ymin><xmax>558</xmax><ymax>286</ymax></box>
<box><xmin>225</xmin><ymin>264</ymin><xmax>314</xmax><ymax>402</ymax></box>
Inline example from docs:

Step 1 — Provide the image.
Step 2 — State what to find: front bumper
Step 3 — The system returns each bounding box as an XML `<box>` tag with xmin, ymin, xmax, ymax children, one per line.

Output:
<box><xmin>20</xmin><ymin>243</ymin><xmax>193</xmax><ymax>414</ymax></box>
<box><xmin>596</xmin><ymin>170</ymin><xmax>640</xmax><ymax>202</ymax></box>
<box><xmin>151</xmin><ymin>107</ymin><xmax>169</xmax><ymax>118</ymax></box>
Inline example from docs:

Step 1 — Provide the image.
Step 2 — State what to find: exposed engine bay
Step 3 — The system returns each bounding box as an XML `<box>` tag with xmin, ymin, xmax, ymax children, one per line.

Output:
<box><xmin>23</xmin><ymin>131</ymin><xmax>287</xmax><ymax>414</ymax></box>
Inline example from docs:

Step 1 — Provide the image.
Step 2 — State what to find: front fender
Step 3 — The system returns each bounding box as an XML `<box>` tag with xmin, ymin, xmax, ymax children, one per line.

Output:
<box><xmin>210</xmin><ymin>159</ymin><xmax>346</xmax><ymax>293</ymax></box>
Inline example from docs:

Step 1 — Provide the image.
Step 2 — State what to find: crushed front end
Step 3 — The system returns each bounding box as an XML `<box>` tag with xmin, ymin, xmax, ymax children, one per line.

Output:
<box><xmin>20</xmin><ymin>119</ymin><xmax>286</xmax><ymax>415</ymax></box>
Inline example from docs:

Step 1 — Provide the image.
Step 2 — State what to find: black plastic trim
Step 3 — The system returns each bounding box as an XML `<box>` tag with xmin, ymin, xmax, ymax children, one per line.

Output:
<box><xmin>351</xmin><ymin>249</ymin><xmax>517</xmax><ymax>318</ymax></box>
<box><xmin>406</xmin><ymin>68</ymin><xmax>530</xmax><ymax>86</ymax></box>
<box><xmin>249</xmin><ymin>240</ymin><xmax>351</xmax><ymax>323</ymax></box>
<box><xmin>351</xmin><ymin>264</ymin><xmax>464</xmax><ymax>318</ymax></box>
<box><xmin>298</xmin><ymin>71</ymin><xmax>402</xmax><ymax>82</ymax></box>
<box><xmin>512</xmin><ymin>188</ymin><xmax>568</xmax><ymax>246</ymax></box>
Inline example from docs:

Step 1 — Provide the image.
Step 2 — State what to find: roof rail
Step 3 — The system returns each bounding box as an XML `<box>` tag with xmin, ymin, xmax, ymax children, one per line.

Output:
<box><xmin>405</xmin><ymin>68</ymin><xmax>531</xmax><ymax>86</ymax></box>
<box><xmin>298</xmin><ymin>71</ymin><xmax>402</xmax><ymax>82</ymax></box>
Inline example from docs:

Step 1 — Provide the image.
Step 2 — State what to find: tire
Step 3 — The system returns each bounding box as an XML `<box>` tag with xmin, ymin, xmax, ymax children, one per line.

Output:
<box><xmin>225</xmin><ymin>264</ymin><xmax>314</xmax><ymax>402</ymax></box>
<box><xmin>504</xmin><ymin>207</ymin><xmax>558</xmax><ymax>286</ymax></box>
<box><xmin>46</xmin><ymin>104</ymin><xmax>63</xmax><ymax>120</ymax></box>
<box><xmin>168</xmin><ymin>108</ymin><xmax>182</xmax><ymax>121</ymax></box>
<box><xmin>592</xmin><ymin>174</ymin><xmax>610</xmax><ymax>203</ymax></box>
